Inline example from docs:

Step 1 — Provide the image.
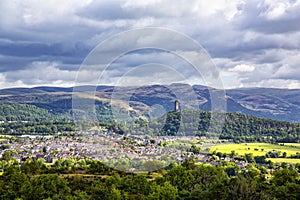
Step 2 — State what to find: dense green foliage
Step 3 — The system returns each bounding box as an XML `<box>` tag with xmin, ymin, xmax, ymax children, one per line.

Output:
<box><xmin>0</xmin><ymin>102</ymin><xmax>112</xmax><ymax>123</ymax></box>
<box><xmin>0</xmin><ymin>104</ymin><xmax>299</xmax><ymax>142</ymax></box>
<box><xmin>0</xmin><ymin>121</ymin><xmax>76</xmax><ymax>135</ymax></box>
<box><xmin>220</xmin><ymin>112</ymin><xmax>300</xmax><ymax>143</ymax></box>
<box><xmin>155</xmin><ymin>111</ymin><xmax>300</xmax><ymax>143</ymax></box>
<box><xmin>0</xmin><ymin>104</ymin><xmax>64</xmax><ymax>122</ymax></box>
<box><xmin>1</xmin><ymin>157</ymin><xmax>300</xmax><ymax>200</ymax></box>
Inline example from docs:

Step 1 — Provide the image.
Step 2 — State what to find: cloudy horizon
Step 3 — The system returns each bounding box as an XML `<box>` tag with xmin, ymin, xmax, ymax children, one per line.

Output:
<box><xmin>0</xmin><ymin>0</ymin><xmax>300</xmax><ymax>89</ymax></box>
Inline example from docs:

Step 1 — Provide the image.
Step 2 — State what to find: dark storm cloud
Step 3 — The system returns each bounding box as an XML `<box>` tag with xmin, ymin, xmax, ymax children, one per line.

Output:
<box><xmin>0</xmin><ymin>38</ymin><xmax>91</xmax><ymax>73</ymax></box>
<box><xmin>0</xmin><ymin>41</ymin><xmax>65</xmax><ymax>57</ymax></box>
<box><xmin>235</xmin><ymin>0</ymin><xmax>300</xmax><ymax>33</ymax></box>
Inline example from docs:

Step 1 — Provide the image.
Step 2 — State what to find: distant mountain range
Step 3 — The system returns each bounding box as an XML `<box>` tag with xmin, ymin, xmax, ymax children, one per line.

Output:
<box><xmin>0</xmin><ymin>84</ymin><xmax>299</xmax><ymax>122</ymax></box>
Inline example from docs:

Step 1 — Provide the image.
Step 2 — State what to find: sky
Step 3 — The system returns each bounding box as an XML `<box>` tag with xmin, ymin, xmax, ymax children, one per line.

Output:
<box><xmin>0</xmin><ymin>0</ymin><xmax>300</xmax><ymax>89</ymax></box>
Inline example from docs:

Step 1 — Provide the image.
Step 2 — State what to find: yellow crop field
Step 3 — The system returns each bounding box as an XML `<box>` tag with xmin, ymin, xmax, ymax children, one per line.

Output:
<box><xmin>210</xmin><ymin>143</ymin><xmax>300</xmax><ymax>157</ymax></box>
<box><xmin>284</xmin><ymin>143</ymin><xmax>300</xmax><ymax>147</ymax></box>
<box><xmin>267</xmin><ymin>158</ymin><xmax>300</xmax><ymax>164</ymax></box>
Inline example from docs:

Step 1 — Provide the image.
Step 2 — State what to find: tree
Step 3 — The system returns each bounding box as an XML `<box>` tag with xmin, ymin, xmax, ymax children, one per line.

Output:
<box><xmin>0</xmin><ymin>166</ymin><xmax>29</xmax><ymax>199</ymax></box>
<box><xmin>190</xmin><ymin>165</ymin><xmax>228</xmax><ymax>199</ymax></box>
<box><xmin>182</xmin><ymin>158</ymin><xmax>196</xmax><ymax>170</ymax></box>
<box><xmin>230</xmin><ymin>150</ymin><xmax>236</xmax><ymax>158</ymax></box>
<box><xmin>21</xmin><ymin>158</ymin><xmax>40</xmax><ymax>175</ymax></box>
<box><xmin>143</xmin><ymin>160</ymin><xmax>164</xmax><ymax>172</ymax></box>
<box><xmin>163</xmin><ymin>166</ymin><xmax>193</xmax><ymax>191</ymax></box>
<box><xmin>225</xmin><ymin>166</ymin><xmax>239</xmax><ymax>177</ymax></box>
<box><xmin>245</xmin><ymin>153</ymin><xmax>254</xmax><ymax>163</ymax></box>
<box><xmin>108</xmin><ymin>186</ymin><xmax>121</xmax><ymax>200</ymax></box>
<box><xmin>244</xmin><ymin>164</ymin><xmax>261</xmax><ymax>179</ymax></box>
<box><xmin>227</xmin><ymin>175</ymin><xmax>270</xmax><ymax>199</ymax></box>
<box><xmin>148</xmin><ymin>182</ymin><xmax>178</xmax><ymax>200</ymax></box>
<box><xmin>21</xmin><ymin>174</ymin><xmax>71</xmax><ymax>200</ymax></box>
<box><xmin>272</xmin><ymin>183</ymin><xmax>300</xmax><ymax>199</ymax></box>
<box><xmin>42</xmin><ymin>146</ymin><xmax>47</xmax><ymax>153</ymax></box>
<box><xmin>254</xmin><ymin>156</ymin><xmax>267</xmax><ymax>164</ymax></box>
<box><xmin>271</xmin><ymin>168</ymin><xmax>299</xmax><ymax>186</ymax></box>
<box><xmin>88</xmin><ymin>160</ymin><xmax>111</xmax><ymax>175</ymax></box>
<box><xmin>72</xmin><ymin>190</ymin><xmax>90</xmax><ymax>200</ymax></box>
<box><xmin>1</xmin><ymin>151</ymin><xmax>13</xmax><ymax>161</ymax></box>
<box><xmin>282</xmin><ymin>152</ymin><xmax>287</xmax><ymax>158</ymax></box>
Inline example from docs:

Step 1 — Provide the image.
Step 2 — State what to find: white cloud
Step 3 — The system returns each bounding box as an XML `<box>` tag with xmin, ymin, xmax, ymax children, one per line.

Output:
<box><xmin>3</xmin><ymin>61</ymin><xmax>78</xmax><ymax>87</ymax></box>
<box><xmin>0</xmin><ymin>0</ymin><xmax>299</xmax><ymax>89</ymax></box>
<box><xmin>249</xmin><ymin>79</ymin><xmax>300</xmax><ymax>89</ymax></box>
<box><xmin>0</xmin><ymin>73</ymin><xmax>28</xmax><ymax>89</ymax></box>
<box><xmin>229</xmin><ymin>64</ymin><xmax>255</xmax><ymax>72</ymax></box>
<box><xmin>0</xmin><ymin>0</ymin><xmax>92</xmax><ymax>26</ymax></box>
<box><xmin>273</xmin><ymin>64</ymin><xmax>300</xmax><ymax>79</ymax></box>
<box><xmin>260</xmin><ymin>0</ymin><xmax>300</xmax><ymax>20</ymax></box>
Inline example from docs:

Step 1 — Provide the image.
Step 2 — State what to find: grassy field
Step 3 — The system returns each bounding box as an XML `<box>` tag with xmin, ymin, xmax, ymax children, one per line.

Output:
<box><xmin>267</xmin><ymin>158</ymin><xmax>300</xmax><ymax>164</ymax></box>
<box><xmin>0</xmin><ymin>134</ymin><xmax>14</xmax><ymax>138</ymax></box>
<box><xmin>210</xmin><ymin>143</ymin><xmax>300</xmax><ymax>157</ymax></box>
<box><xmin>283</xmin><ymin>143</ymin><xmax>300</xmax><ymax>147</ymax></box>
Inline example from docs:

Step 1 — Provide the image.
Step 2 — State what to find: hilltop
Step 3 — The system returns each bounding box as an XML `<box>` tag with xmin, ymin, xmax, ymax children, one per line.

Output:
<box><xmin>0</xmin><ymin>84</ymin><xmax>299</xmax><ymax>122</ymax></box>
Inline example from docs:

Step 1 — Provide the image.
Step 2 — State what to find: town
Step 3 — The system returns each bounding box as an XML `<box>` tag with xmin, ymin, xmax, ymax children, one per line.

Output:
<box><xmin>0</xmin><ymin>126</ymin><xmax>250</xmax><ymax>172</ymax></box>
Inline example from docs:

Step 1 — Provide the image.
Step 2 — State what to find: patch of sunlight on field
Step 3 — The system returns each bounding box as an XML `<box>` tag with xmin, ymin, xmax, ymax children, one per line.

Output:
<box><xmin>283</xmin><ymin>143</ymin><xmax>300</xmax><ymax>147</ymax></box>
<box><xmin>210</xmin><ymin>143</ymin><xmax>300</xmax><ymax>157</ymax></box>
<box><xmin>0</xmin><ymin>134</ymin><xmax>14</xmax><ymax>138</ymax></box>
<box><xmin>267</xmin><ymin>158</ymin><xmax>300</xmax><ymax>164</ymax></box>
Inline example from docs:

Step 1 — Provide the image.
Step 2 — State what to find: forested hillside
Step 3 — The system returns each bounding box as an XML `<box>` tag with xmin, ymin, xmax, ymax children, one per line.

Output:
<box><xmin>0</xmin><ymin>104</ymin><xmax>299</xmax><ymax>143</ymax></box>
<box><xmin>0</xmin><ymin>84</ymin><xmax>299</xmax><ymax>122</ymax></box>
<box><xmin>0</xmin><ymin>104</ymin><xmax>70</xmax><ymax>121</ymax></box>
<box><xmin>159</xmin><ymin>111</ymin><xmax>300</xmax><ymax>143</ymax></box>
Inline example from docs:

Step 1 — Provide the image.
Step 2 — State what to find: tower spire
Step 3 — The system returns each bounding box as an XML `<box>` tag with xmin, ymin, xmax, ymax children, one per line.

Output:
<box><xmin>174</xmin><ymin>100</ymin><xmax>180</xmax><ymax>112</ymax></box>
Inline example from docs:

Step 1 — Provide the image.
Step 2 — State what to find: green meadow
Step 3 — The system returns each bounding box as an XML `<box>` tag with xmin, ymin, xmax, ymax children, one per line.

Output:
<box><xmin>284</xmin><ymin>143</ymin><xmax>300</xmax><ymax>147</ymax></box>
<box><xmin>210</xmin><ymin>143</ymin><xmax>300</xmax><ymax>157</ymax></box>
<box><xmin>267</xmin><ymin>158</ymin><xmax>300</xmax><ymax>164</ymax></box>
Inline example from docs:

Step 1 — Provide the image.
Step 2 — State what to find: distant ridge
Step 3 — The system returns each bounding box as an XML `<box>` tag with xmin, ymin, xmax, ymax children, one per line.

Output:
<box><xmin>0</xmin><ymin>84</ymin><xmax>299</xmax><ymax>122</ymax></box>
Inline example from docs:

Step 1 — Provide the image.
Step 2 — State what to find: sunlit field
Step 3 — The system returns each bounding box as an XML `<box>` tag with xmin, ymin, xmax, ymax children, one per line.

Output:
<box><xmin>210</xmin><ymin>143</ymin><xmax>300</xmax><ymax>157</ymax></box>
<box><xmin>267</xmin><ymin>158</ymin><xmax>300</xmax><ymax>164</ymax></box>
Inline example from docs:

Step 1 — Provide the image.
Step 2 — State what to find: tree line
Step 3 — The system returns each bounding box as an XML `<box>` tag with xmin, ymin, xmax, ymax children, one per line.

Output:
<box><xmin>0</xmin><ymin>104</ymin><xmax>299</xmax><ymax>143</ymax></box>
<box><xmin>1</xmin><ymin>156</ymin><xmax>300</xmax><ymax>199</ymax></box>
<box><xmin>149</xmin><ymin>110</ymin><xmax>300</xmax><ymax>143</ymax></box>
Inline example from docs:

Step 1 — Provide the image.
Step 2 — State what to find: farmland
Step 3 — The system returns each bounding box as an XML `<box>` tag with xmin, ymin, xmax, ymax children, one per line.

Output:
<box><xmin>267</xmin><ymin>158</ymin><xmax>300</xmax><ymax>164</ymax></box>
<box><xmin>209</xmin><ymin>142</ymin><xmax>300</xmax><ymax>163</ymax></box>
<box><xmin>284</xmin><ymin>143</ymin><xmax>300</xmax><ymax>147</ymax></box>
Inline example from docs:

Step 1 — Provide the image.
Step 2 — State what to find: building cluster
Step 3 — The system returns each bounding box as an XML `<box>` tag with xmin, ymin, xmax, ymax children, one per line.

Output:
<box><xmin>0</xmin><ymin>128</ymin><xmax>248</xmax><ymax>169</ymax></box>
<box><xmin>1</xmin><ymin>130</ymin><xmax>190</xmax><ymax>163</ymax></box>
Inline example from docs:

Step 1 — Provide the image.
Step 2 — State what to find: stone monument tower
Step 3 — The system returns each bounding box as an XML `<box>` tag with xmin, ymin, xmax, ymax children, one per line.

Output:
<box><xmin>174</xmin><ymin>100</ymin><xmax>180</xmax><ymax>112</ymax></box>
